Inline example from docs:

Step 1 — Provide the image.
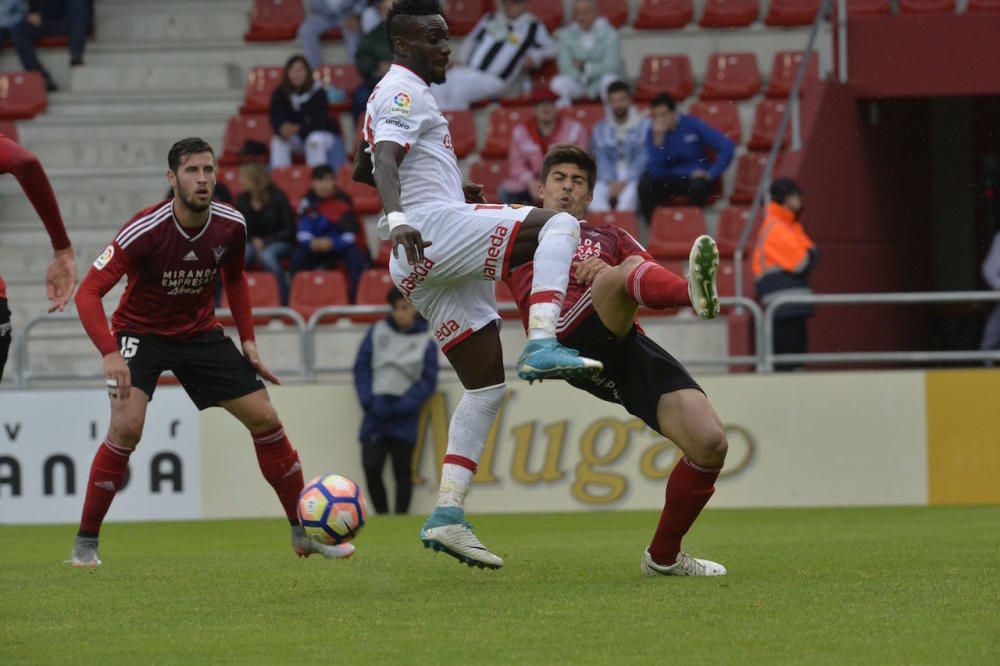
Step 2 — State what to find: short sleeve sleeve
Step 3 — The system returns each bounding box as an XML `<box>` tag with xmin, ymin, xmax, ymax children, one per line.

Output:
<box><xmin>368</xmin><ymin>86</ymin><xmax>426</xmax><ymax>152</ymax></box>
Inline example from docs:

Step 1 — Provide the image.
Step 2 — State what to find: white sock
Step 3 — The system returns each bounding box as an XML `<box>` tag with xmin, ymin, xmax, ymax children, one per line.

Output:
<box><xmin>437</xmin><ymin>383</ymin><xmax>506</xmax><ymax>508</ymax></box>
<box><xmin>527</xmin><ymin>212</ymin><xmax>580</xmax><ymax>340</ymax></box>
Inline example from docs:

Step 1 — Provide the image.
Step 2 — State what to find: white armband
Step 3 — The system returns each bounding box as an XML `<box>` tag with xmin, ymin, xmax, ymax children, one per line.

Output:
<box><xmin>387</xmin><ymin>211</ymin><xmax>409</xmax><ymax>232</ymax></box>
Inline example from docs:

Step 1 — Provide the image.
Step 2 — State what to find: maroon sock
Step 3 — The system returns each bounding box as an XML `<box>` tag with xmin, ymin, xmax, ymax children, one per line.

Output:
<box><xmin>627</xmin><ymin>261</ymin><xmax>690</xmax><ymax>309</ymax></box>
<box><xmin>253</xmin><ymin>424</ymin><xmax>304</xmax><ymax>524</ymax></box>
<box><xmin>78</xmin><ymin>439</ymin><xmax>132</xmax><ymax>537</ymax></box>
<box><xmin>648</xmin><ymin>457</ymin><xmax>720</xmax><ymax>566</ymax></box>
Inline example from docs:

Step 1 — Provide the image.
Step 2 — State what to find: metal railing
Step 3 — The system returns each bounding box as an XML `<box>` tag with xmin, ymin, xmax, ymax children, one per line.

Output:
<box><xmin>762</xmin><ymin>291</ymin><xmax>1000</xmax><ymax>371</ymax></box>
<box><xmin>732</xmin><ymin>0</ymin><xmax>836</xmax><ymax>301</ymax></box>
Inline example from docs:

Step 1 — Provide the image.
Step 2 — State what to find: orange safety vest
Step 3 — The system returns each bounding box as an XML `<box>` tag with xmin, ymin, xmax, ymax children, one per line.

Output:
<box><xmin>752</xmin><ymin>202</ymin><xmax>815</xmax><ymax>279</ymax></box>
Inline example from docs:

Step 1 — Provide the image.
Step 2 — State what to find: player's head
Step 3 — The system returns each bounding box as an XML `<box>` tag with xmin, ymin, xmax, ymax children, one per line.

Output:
<box><xmin>650</xmin><ymin>93</ymin><xmax>679</xmax><ymax>132</ymax></box>
<box><xmin>282</xmin><ymin>55</ymin><xmax>314</xmax><ymax>93</ymax></box>
<box><xmin>387</xmin><ymin>286</ymin><xmax>418</xmax><ymax>329</ymax></box>
<box><xmin>606</xmin><ymin>80</ymin><xmax>633</xmax><ymax>121</ymax></box>
<box><xmin>310</xmin><ymin>165</ymin><xmax>337</xmax><ymax>198</ymax></box>
<box><xmin>167</xmin><ymin>138</ymin><xmax>216</xmax><ymax>214</ymax></box>
<box><xmin>386</xmin><ymin>0</ymin><xmax>450</xmax><ymax>84</ymax></box>
<box><xmin>770</xmin><ymin>177</ymin><xmax>804</xmax><ymax>218</ymax></box>
<box><xmin>539</xmin><ymin>145</ymin><xmax>596</xmax><ymax>220</ymax></box>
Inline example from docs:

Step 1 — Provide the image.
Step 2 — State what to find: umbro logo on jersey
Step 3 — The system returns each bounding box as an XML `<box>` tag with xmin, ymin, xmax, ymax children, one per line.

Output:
<box><xmin>183</xmin><ymin>250</ymin><xmax>198</xmax><ymax>262</ymax></box>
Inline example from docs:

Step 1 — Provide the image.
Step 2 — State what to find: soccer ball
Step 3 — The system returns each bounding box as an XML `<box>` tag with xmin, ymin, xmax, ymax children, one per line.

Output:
<box><xmin>297</xmin><ymin>474</ymin><xmax>367</xmax><ymax>545</ymax></box>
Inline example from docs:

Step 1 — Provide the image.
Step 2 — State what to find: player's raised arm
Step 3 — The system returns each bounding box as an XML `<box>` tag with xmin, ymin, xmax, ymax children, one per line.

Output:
<box><xmin>75</xmin><ymin>244</ymin><xmax>131</xmax><ymax>400</ymax></box>
<box><xmin>353</xmin><ymin>139</ymin><xmax>376</xmax><ymax>187</ymax></box>
<box><xmin>0</xmin><ymin>134</ymin><xmax>77</xmax><ymax>311</ymax></box>
<box><xmin>372</xmin><ymin>140</ymin><xmax>431</xmax><ymax>265</ymax></box>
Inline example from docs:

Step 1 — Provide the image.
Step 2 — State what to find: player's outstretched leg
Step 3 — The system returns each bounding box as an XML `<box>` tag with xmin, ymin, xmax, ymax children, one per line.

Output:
<box><xmin>687</xmin><ymin>235</ymin><xmax>720</xmax><ymax>319</ymax></box>
<box><xmin>641</xmin><ymin>549</ymin><xmax>727</xmax><ymax>577</ymax></box>
<box><xmin>516</xmin><ymin>211</ymin><xmax>603</xmax><ymax>382</ymax></box>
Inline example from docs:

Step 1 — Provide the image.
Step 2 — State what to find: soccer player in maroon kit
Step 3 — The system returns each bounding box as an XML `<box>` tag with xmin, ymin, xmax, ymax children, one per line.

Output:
<box><xmin>507</xmin><ymin>145</ymin><xmax>730</xmax><ymax>576</ymax></box>
<box><xmin>69</xmin><ymin>138</ymin><xmax>353</xmax><ymax>566</ymax></box>
<box><xmin>0</xmin><ymin>133</ymin><xmax>77</xmax><ymax>380</ymax></box>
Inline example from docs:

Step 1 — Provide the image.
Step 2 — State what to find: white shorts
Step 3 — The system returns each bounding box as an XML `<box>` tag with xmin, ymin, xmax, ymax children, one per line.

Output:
<box><xmin>389</xmin><ymin>203</ymin><xmax>532</xmax><ymax>352</ymax></box>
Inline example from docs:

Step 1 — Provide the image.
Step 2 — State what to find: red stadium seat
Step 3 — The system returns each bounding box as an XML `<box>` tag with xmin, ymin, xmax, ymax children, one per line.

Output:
<box><xmin>354</xmin><ymin>269</ymin><xmax>395</xmax><ymax>322</ymax></box>
<box><xmin>216</xmin><ymin>166</ymin><xmax>243</xmax><ymax>197</ymax></box>
<box><xmin>843</xmin><ymin>0</ymin><xmax>891</xmax><ymax>13</ymax></box>
<box><xmin>245</xmin><ymin>0</ymin><xmax>304</xmax><ymax>41</ymax></box>
<box><xmin>270</xmin><ymin>166</ymin><xmax>313</xmax><ymax>205</ymax></box>
<box><xmin>495</xmin><ymin>280</ymin><xmax>520</xmax><ymax>319</ymax></box>
<box><xmin>701</xmin><ymin>53</ymin><xmax>761</xmax><ymax>101</ymax></box>
<box><xmin>635</xmin><ymin>55</ymin><xmax>694</xmax><ymax>102</ymax></box>
<box><xmin>373</xmin><ymin>241</ymin><xmax>392</xmax><ymax>268</ymax></box>
<box><xmin>0</xmin><ymin>72</ymin><xmax>46</xmax><ymax>120</ymax></box>
<box><xmin>635</xmin><ymin>0</ymin><xmax>694</xmax><ymax>28</ymax></box>
<box><xmin>764</xmin><ymin>0</ymin><xmax>820</xmax><ymax>26</ymax></box>
<box><xmin>446</xmin><ymin>0</ymin><xmax>495</xmax><ymax>35</ymax></box>
<box><xmin>315</xmin><ymin>64</ymin><xmax>362</xmax><ymax>113</ymax></box>
<box><xmin>482</xmin><ymin>107</ymin><xmax>533</xmax><ymax>157</ymax></box>
<box><xmin>597</xmin><ymin>0</ymin><xmax>631</xmax><ymax>26</ymax></box>
<box><xmin>748</xmin><ymin>99</ymin><xmax>790</xmax><ymax>151</ymax></box>
<box><xmin>468</xmin><ymin>158</ymin><xmax>508</xmax><ymax>203</ymax></box>
<box><xmin>900</xmin><ymin>0</ymin><xmax>956</xmax><ymax>12</ymax></box>
<box><xmin>290</xmin><ymin>270</ymin><xmax>349</xmax><ymax>322</ymax></box>
<box><xmin>336</xmin><ymin>164</ymin><xmax>382</xmax><ymax>214</ymax></box>
<box><xmin>730</xmin><ymin>152</ymin><xmax>770</xmax><ymax>205</ymax></box>
<box><xmin>699</xmin><ymin>0</ymin><xmax>760</xmax><ymax>27</ymax></box>
<box><xmin>646</xmin><ymin>207</ymin><xmax>706</xmax><ymax>260</ymax></box>
<box><xmin>589</xmin><ymin>211</ymin><xmax>639</xmax><ymax>238</ymax></box>
<box><xmin>688</xmin><ymin>100</ymin><xmax>742</xmax><ymax>144</ymax></box>
<box><xmin>559</xmin><ymin>104</ymin><xmax>605</xmax><ymax>135</ymax></box>
<box><xmin>443</xmin><ymin>110</ymin><xmax>477</xmax><ymax>157</ymax></box>
<box><xmin>766</xmin><ymin>51</ymin><xmax>819</xmax><ymax>98</ymax></box>
<box><xmin>716</xmin><ymin>206</ymin><xmax>753</xmax><ymax>257</ymax></box>
<box><xmin>532</xmin><ymin>1</ymin><xmax>564</xmax><ymax>30</ymax></box>
<box><xmin>241</xmin><ymin>66</ymin><xmax>283</xmax><ymax>114</ymax></box>
<box><xmin>221</xmin><ymin>272</ymin><xmax>281</xmax><ymax>324</ymax></box>
<box><xmin>220</xmin><ymin>114</ymin><xmax>272</xmax><ymax>165</ymax></box>
<box><xmin>967</xmin><ymin>0</ymin><xmax>1000</xmax><ymax>12</ymax></box>
<box><xmin>0</xmin><ymin>120</ymin><xmax>19</xmax><ymax>143</ymax></box>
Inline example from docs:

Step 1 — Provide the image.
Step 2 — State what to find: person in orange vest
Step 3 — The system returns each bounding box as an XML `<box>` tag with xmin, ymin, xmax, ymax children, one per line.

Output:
<box><xmin>752</xmin><ymin>178</ymin><xmax>817</xmax><ymax>371</ymax></box>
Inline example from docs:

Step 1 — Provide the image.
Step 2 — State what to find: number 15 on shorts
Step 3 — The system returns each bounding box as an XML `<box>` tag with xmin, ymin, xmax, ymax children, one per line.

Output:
<box><xmin>120</xmin><ymin>336</ymin><xmax>140</xmax><ymax>359</ymax></box>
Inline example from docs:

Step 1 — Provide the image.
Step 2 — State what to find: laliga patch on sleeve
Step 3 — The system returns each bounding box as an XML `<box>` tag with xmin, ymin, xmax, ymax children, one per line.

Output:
<box><xmin>94</xmin><ymin>245</ymin><xmax>114</xmax><ymax>270</ymax></box>
<box><xmin>390</xmin><ymin>91</ymin><xmax>413</xmax><ymax>117</ymax></box>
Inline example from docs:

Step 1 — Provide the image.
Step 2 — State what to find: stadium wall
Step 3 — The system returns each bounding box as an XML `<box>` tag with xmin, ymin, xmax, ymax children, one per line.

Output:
<box><xmin>3</xmin><ymin>370</ymin><xmax>998</xmax><ymax>524</ymax></box>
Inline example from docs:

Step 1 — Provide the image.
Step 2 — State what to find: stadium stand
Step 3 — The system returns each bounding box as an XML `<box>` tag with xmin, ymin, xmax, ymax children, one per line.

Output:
<box><xmin>221</xmin><ymin>114</ymin><xmax>271</xmax><ymax>165</ymax></box>
<box><xmin>646</xmin><ymin>207</ymin><xmax>707</xmax><ymax>260</ymax></box>
<box><xmin>445</xmin><ymin>0</ymin><xmax>496</xmax><ymax>35</ymax></box>
<box><xmin>766</xmin><ymin>51</ymin><xmax>819</xmax><ymax>97</ymax></box>
<box><xmin>699</xmin><ymin>0</ymin><xmax>760</xmax><ymax>27</ymax></box>
<box><xmin>634</xmin><ymin>0</ymin><xmax>694</xmax><ymax>29</ymax></box>
<box><xmin>289</xmin><ymin>270</ymin><xmax>348</xmax><ymax>322</ymax></box>
<box><xmin>0</xmin><ymin>72</ymin><xmax>47</xmax><ymax>119</ymax></box>
<box><xmin>240</xmin><ymin>65</ymin><xmax>283</xmax><ymax>113</ymax></box>
<box><xmin>765</xmin><ymin>0</ymin><xmax>821</xmax><ymax>26</ymax></box>
<box><xmin>482</xmin><ymin>107</ymin><xmax>532</xmax><ymax>158</ymax></box>
<box><xmin>467</xmin><ymin>158</ymin><xmax>507</xmax><ymax>203</ymax></box>
<box><xmin>748</xmin><ymin>99</ymin><xmax>790</xmax><ymax>150</ymax></box>
<box><xmin>700</xmin><ymin>52</ymin><xmax>762</xmax><ymax>100</ymax></box>
<box><xmin>335</xmin><ymin>164</ymin><xmax>381</xmax><ymax>214</ymax></box>
<box><xmin>635</xmin><ymin>54</ymin><xmax>694</xmax><ymax>101</ymax></box>
<box><xmin>354</xmin><ymin>269</ymin><xmax>394</xmax><ymax>322</ymax></box>
<box><xmin>269</xmin><ymin>165</ymin><xmax>312</xmax><ymax>205</ymax></box>
<box><xmin>730</xmin><ymin>152</ymin><xmax>771</xmax><ymax>204</ymax></box>
<box><xmin>688</xmin><ymin>100</ymin><xmax>742</xmax><ymax>143</ymax></box>
<box><xmin>245</xmin><ymin>0</ymin><xmax>304</xmax><ymax>41</ymax></box>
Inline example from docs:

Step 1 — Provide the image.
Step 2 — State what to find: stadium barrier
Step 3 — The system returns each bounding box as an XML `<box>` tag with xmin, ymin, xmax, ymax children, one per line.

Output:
<box><xmin>762</xmin><ymin>291</ymin><xmax>1000</xmax><ymax>370</ymax></box>
<box><xmin>4</xmin><ymin>368</ymin><xmax>997</xmax><ymax>524</ymax></box>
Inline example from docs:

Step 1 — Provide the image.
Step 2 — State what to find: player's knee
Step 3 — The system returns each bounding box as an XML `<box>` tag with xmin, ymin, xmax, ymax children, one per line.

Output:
<box><xmin>110</xmin><ymin>418</ymin><xmax>144</xmax><ymax>449</ymax></box>
<box><xmin>692</xmin><ymin>425</ymin><xmax>728</xmax><ymax>468</ymax></box>
<box><xmin>539</xmin><ymin>211</ymin><xmax>580</xmax><ymax>242</ymax></box>
<box><xmin>247</xmin><ymin>406</ymin><xmax>281</xmax><ymax>434</ymax></box>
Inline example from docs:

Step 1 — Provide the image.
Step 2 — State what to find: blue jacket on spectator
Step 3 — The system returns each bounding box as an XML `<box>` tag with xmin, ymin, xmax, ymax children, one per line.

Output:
<box><xmin>354</xmin><ymin>316</ymin><xmax>438</xmax><ymax>445</ymax></box>
<box><xmin>643</xmin><ymin>114</ymin><xmax>735</xmax><ymax>181</ymax></box>
<box><xmin>296</xmin><ymin>191</ymin><xmax>357</xmax><ymax>251</ymax></box>
<box><xmin>591</xmin><ymin>110</ymin><xmax>650</xmax><ymax>184</ymax></box>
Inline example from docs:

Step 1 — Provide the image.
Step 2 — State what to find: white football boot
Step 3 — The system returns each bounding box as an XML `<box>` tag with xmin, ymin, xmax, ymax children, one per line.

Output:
<box><xmin>421</xmin><ymin>506</ymin><xmax>503</xmax><ymax>569</ymax></box>
<box><xmin>641</xmin><ymin>549</ymin><xmax>727</xmax><ymax>577</ymax></box>
<box><xmin>688</xmin><ymin>235</ymin><xmax>721</xmax><ymax>319</ymax></box>
<box><xmin>69</xmin><ymin>536</ymin><xmax>102</xmax><ymax>568</ymax></box>
<box><xmin>292</xmin><ymin>525</ymin><xmax>356</xmax><ymax>559</ymax></box>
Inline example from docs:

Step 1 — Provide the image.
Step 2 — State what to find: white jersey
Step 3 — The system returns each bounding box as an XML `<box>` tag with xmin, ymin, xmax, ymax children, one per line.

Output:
<box><xmin>363</xmin><ymin>64</ymin><xmax>464</xmax><ymax>217</ymax></box>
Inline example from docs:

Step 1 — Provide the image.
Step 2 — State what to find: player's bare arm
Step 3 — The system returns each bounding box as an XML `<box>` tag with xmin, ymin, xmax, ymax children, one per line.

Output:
<box><xmin>463</xmin><ymin>180</ymin><xmax>486</xmax><ymax>204</ymax></box>
<box><xmin>353</xmin><ymin>140</ymin><xmax>376</xmax><ymax>187</ymax></box>
<box><xmin>372</xmin><ymin>140</ymin><xmax>431</xmax><ymax>265</ymax></box>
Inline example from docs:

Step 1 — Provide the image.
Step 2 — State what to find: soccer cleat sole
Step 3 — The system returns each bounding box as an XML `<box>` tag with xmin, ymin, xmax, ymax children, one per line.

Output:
<box><xmin>421</xmin><ymin>538</ymin><xmax>502</xmax><ymax>570</ymax></box>
<box><xmin>689</xmin><ymin>235</ymin><xmax>721</xmax><ymax>319</ymax></box>
<box><xmin>516</xmin><ymin>359</ymin><xmax>603</xmax><ymax>383</ymax></box>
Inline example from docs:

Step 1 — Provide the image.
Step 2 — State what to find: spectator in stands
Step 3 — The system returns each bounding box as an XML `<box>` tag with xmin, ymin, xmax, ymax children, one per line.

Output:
<box><xmin>353</xmin><ymin>286</ymin><xmax>438</xmax><ymax>515</ymax></box>
<box><xmin>550</xmin><ymin>0</ymin><xmax>622</xmax><ymax>109</ymax></box>
<box><xmin>269</xmin><ymin>54</ymin><xmax>345</xmax><ymax>170</ymax></box>
<box><xmin>752</xmin><ymin>178</ymin><xmax>817</xmax><ymax>372</ymax></box>
<box><xmin>500</xmin><ymin>90</ymin><xmax>588</xmax><ymax>205</ymax></box>
<box><xmin>293</xmin><ymin>165</ymin><xmax>369</xmax><ymax>301</ymax></box>
<box><xmin>236</xmin><ymin>163</ymin><xmax>296</xmax><ymax>305</ymax></box>
<box><xmin>351</xmin><ymin>0</ymin><xmax>393</xmax><ymax>121</ymax></box>
<box><xmin>637</xmin><ymin>93</ymin><xmax>735</xmax><ymax>222</ymax></box>
<box><xmin>298</xmin><ymin>0</ymin><xmax>368</xmax><ymax>69</ymax></box>
<box><xmin>0</xmin><ymin>0</ymin><xmax>51</xmax><ymax>91</ymax></box>
<box><xmin>980</xmin><ymin>230</ymin><xmax>1000</xmax><ymax>351</ymax></box>
<box><xmin>431</xmin><ymin>0</ymin><xmax>557</xmax><ymax>111</ymax></box>
<box><xmin>590</xmin><ymin>80</ymin><xmax>649</xmax><ymax>213</ymax></box>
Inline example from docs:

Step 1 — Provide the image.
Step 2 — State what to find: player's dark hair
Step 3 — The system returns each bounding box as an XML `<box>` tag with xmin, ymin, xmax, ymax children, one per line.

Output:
<box><xmin>386</xmin><ymin>0</ymin><xmax>444</xmax><ymax>52</ymax></box>
<box><xmin>651</xmin><ymin>93</ymin><xmax>677</xmax><ymax>111</ymax></box>
<box><xmin>168</xmin><ymin>138</ymin><xmax>214</xmax><ymax>172</ymax></box>
<box><xmin>540</xmin><ymin>145</ymin><xmax>597</xmax><ymax>194</ymax></box>
<box><xmin>387</xmin><ymin>286</ymin><xmax>406</xmax><ymax>306</ymax></box>
<box><xmin>311</xmin><ymin>165</ymin><xmax>334</xmax><ymax>181</ymax></box>
<box><xmin>281</xmin><ymin>54</ymin><xmax>315</xmax><ymax>94</ymax></box>
<box><xmin>606</xmin><ymin>80</ymin><xmax>631</xmax><ymax>97</ymax></box>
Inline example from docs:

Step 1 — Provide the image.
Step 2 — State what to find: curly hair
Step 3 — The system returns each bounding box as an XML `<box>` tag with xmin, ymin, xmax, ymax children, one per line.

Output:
<box><xmin>386</xmin><ymin>0</ymin><xmax>445</xmax><ymax>51</ymax></box>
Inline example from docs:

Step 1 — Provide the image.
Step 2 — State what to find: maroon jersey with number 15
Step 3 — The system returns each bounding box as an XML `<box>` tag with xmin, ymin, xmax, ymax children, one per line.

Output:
<box><xmin>88</xmin><ymin>200</ymin><xmax>248</xmax><ymax>339</ymax></box>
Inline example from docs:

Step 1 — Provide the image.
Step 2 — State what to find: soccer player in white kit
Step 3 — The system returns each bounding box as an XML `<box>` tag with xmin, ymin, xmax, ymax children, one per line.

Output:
<box><xmin>355</xmin><ymin>0</ymin><xmax>602</xmax><ymax>569</ymax></box>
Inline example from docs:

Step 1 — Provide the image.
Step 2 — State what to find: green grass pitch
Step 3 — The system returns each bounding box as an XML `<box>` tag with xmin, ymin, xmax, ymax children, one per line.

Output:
<box><xmin>2</xmin><ymin>506</ymin><xmax>998</xmax><ymax>664</ymax></box>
